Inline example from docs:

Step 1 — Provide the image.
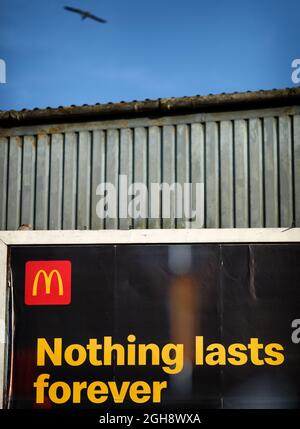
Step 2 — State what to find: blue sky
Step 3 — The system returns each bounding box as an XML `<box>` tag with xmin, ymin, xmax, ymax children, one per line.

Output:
<box><xmin>0</xmin><ymin>0</ymin><xmax>299</xmax><ymax>110</ymax></box>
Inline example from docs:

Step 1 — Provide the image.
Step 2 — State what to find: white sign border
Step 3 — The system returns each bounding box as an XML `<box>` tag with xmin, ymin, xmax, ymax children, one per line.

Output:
<box><xmin>0</xmin><ymin>227</ymin><xmax>300</xmax><ymax>408</ymax></box>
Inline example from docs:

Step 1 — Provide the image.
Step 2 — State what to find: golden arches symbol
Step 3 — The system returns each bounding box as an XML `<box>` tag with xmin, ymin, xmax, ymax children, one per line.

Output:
<box><xmin>32</xmin><ymin>270</ymin><xmax>64</xmax><ymax>297</ymax></box>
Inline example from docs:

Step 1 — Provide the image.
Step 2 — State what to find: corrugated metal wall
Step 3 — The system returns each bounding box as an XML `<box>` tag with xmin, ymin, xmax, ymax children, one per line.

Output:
<box><xmin>0</xmin><ymin>106</ymin><xmax>299</xmax><ymax>230</ymax></box>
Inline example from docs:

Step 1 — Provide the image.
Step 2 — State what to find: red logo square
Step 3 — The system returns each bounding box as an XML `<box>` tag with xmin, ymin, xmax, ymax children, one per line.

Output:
<box><xmin>25</xmin><ymin>260</ymin><xmax>71</xmax><ymax>305</ymax></box>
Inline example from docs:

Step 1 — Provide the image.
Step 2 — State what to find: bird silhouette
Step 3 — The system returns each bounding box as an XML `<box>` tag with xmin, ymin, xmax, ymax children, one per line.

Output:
<box><xmin>64</xmin><ymin>6</ymin><xmax>107</xmax><ymax>23</ymax></box>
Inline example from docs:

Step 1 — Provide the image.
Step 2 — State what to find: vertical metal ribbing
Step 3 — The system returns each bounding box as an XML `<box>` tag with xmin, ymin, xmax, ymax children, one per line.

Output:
<box><xmin>278</xmin><ymin>116</ymin><xmax>293</xmax><ymax>227</ymax></box>
<box><xmin>19</xmin><ymin>136</ymin><xmax>24</xmax><ymax>228</ymax></box>
<box><xmin>162</xmin><ymin>125</ymin><xmax>176</xmax><ymax>229</ymax></box>
<box><xmin>35</xmin><ymin>134</ymin><xmax>50</xmax><ymax>230</ymax></box>
<box><xmin>188</xmin><ymin>123</ymin><xmax>192</xmax><ymax>228</ymax></box>
<box><xmin>232</xmin><ymin>120</ymin><xmax>236</xmax><ymax>228</ymax></box>
<box><xmin>106</xmin><ymin>129</ymin><xmax>119</xmax><ymax>230</ymax></box>
<box><xmin>133</xmin><ymin>127</ymin><xmax>147</xmax><ymax>229</ymax></box>
<box><xmin>74</xmin><ymin>132</ymin><xmax>79</xmax><ymax>229</ymax></box>
<box><xmin>77</xmin><ymin>131</ymin><xmax>92</xmax><ymax>230</ymax></box>
<box><xmin>290</xmin><ymin>115</ymin><xmax>296</xmax><ymax>228</ymax></box>
<box><xmin>205</xmin><ymin>121</ymin><xmax>219</xmax><ymax>228</ymax></box>
<box><xmin>263</xmin><ymin>117</ymin><xmax>279</xmax><ymax>227</ymax></box>
<box><xmin>293</xmin><ymin>115</ymin><xmax>300</xmax><ymax>226</ymax></box>
<box><xmin>191</xmin><ymin>122</ymin><xmax>204</xmax><ymax>228</ymax></box>
<box><xmin>249</xmin><ymin>118</ymin><xmax>264</xmax><ymax>227</ymax></box>
<box><xmin>91</xmin><ymin>129</ymin><xmax>106</xmax><ymax>230</ymax></box>
<box><xmin>261</xmin><ymin>118</ymin><xmax>266</xmax><ymax>227</ymax></box>
<box><xmin>89</xmin><ymin>131</ymin><xmax>94</xmax><ymax>230</ymax></box>
<box><xmin>148</xmin><ymin>126</ymin><xmax>161</xmax><ymax>229</ymax></box>
<box><xmin>220</xmin><ymin>120</ymin><xmax>234</xmax><ymax>228</ymax></box>
<box><xmin>159</xmin><ymin>126</ymin><xmax>163</xmax><ymax>229</ymax></box>
<box><xmin>61</xmin><ymin>133</ymin><xmax>65</xmax><ymax>230</ymax></box>
<box><xmin>7</xmin><ymin>136</ymin><xmax>22</xmax><ymax>230</ymax></box>
<box><xmin>203</xmin><ymin>122</ymin><xmax>207</xmax><ymax>228</ymax></box>
<box><xmin>21</xmin><ymin>135</ymin><xmax>36</xmax><ymax>228</ymax></box>
<box><xmin>63</xmin><ymin>132</ymin><xmax>78</xmax><ymax>229</ymax></box>
<box><xmin>0</xmin><ymin>137</ymin><xmax>8</xmax><ymax>230</ymax></box>
<box><xmin>103</xmin><ymin>130</ymin><xmax>108</xmax><ymax>230</ymax></box>
<box><xmin>176</xmin><ymin>124</ymin><xmax>189</xmax><ymax>228</ymax></box>
<box><xmin>119</xmin><ymin>128</ymin><xmax>133</xmax><ymax>230</ymax></box>
<box><xmin>246</xmin><ymin>119</ymin><xmax>251</xmax><ymax>228</ymax></box>
<box><xmin>49</xmin><ymin>134</ymin><xmax>63</xmax><ymax>230</ymax></box>
<box><xmin>275</xmin><ymin>117</ymin><xmax>281</xmax><ymax>228</ymax></box>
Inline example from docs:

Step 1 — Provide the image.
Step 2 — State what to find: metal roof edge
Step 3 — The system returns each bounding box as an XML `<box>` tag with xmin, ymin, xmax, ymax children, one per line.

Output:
<box><xmin>1</xmin><ymin>87</ymin><xmax>300</xmax><ymax>127</ymax></box>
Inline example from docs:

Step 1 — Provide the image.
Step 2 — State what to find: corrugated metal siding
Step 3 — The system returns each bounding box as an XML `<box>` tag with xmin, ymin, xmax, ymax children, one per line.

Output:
<box><xmin>0</xmin><ymin>106</ymin><xmax>299</xmax><ymax>230</ymax></box>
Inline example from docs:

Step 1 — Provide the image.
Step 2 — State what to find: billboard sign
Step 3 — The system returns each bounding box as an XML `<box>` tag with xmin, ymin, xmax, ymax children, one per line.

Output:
<box><xmin>0</xmin><ymin>230</ymin><xmax>299</xmax><ymax>410</ymax></box>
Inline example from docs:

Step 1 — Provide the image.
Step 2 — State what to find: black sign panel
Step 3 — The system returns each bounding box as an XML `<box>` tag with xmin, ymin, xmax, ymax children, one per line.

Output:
<box><xmin>7</xmin><ymin>244</ymin><xmax>300</xmax><ymax>409</ymax></box>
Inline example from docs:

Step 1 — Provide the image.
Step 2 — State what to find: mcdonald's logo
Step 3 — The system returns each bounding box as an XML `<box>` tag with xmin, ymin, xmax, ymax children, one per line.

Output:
<box><xmin>25</xmin><ymin>261</ymin><xmax>71</xmax><ymax>305</ymax></box>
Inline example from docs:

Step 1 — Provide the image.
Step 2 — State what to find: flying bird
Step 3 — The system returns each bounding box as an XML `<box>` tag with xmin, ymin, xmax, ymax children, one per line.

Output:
<box><xmin>64</xmin><ymin>6</ymin><xmax>107</xmax><ymax>23</ymax></box>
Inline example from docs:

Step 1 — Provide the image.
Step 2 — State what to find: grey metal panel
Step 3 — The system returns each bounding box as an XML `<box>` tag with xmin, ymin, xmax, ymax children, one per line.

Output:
<box><xmin>279</xmin><ymin>116</ymin><xmax>293</xmax><ymax>227</ymax></box>
<box><xmin>263</xmin><ymin>117</ymin><xmax>279</xmax><ymax>227</ymax></box>
<box><xmin>191</xmin><ymin>123</ymin><xmax>204</xmax><ymax>228</ymax></box>
<box><xmin>148</xmin><ymin>126</ymin><xmax>161</xmax><ymax>228</ymax></box>
<box><xmin>0</xmin><ymin>138</ymin><xmax>8</xmax><ymax>230</ymax></box>
<box><xmin>234</xmin><ymin>120</ymin><xmax>249</xmax><ymax>227</ymax></box>
<box><xmin>119</xmin><ymin>129</ymin><xmax>133</xmax><ymax>230</ymax></box>
<box><xmin>49</xmin><ymin>134</ymin><xmax>63</xmax><ymax>229</ymax></box>
<box><xmin>106</xmin><ymin>129</ymin><xmax>119</xmax><ymax>229</ymax></box>
<box><xmin>7</xmin><ymin>136</ymin><xmax>22</xmax><ymax>230</ymax></box>
<box><xmin>205</xmin><ymin>122</ymin><xmax>219</xmax><ymax>228</ymax></box>
<box><xmin>176</xmin><ymin>124</ymin><xmax>190</xmax><ymax>228</ymax></box>
<box><xmin>0</xmin><ymin>106</ymin><xmax>299</xmax><ymax>231</ymax></box>
<box><xmin>133</xmin><ymin>127</ymin><xmax>147</xmax><ymax>229</ymax></box>
<box><xmin>162</xmin><ymin>125</ymin><xmax>175</xmax><ymax>228</ymax></box>
<box><xmin>220</xmin><ymin>121</ymin><xmax>234</xmax><ymax>227</ymax></box>
<box><xmin>91</xmin><ymin>130</ymin><xmax>106</xmax><ymax>230</ymax></box>
<box><xmin>77</xmin><ymin>131</ymin><xmax>91</xmax><ymax>229</ymax></box>
<box><xmin>294</xmin><ymin>115</ymin><xmax>300</xmax><ymax>226</ymax></box>
<box><xmin>21</xmin><ymin>135</ymin><xmax>36</xmax><ymax>227</ymax></box>
<box><xmin>35</xmin><ymin>134</ymin><xmax>50</xmax><ymax>230</ymax></box>
<box><xmin>63</xmin><ymin>132</ymin><xmax>77</xmax><ymax>229</ymax></box>
<box><xmin>249</xmin><ymin>119</ymin><xmax>264</xmax><ymax>227</ymax></box>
